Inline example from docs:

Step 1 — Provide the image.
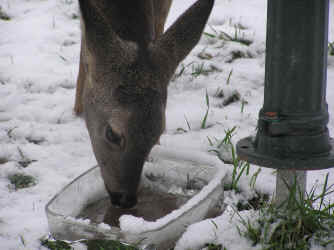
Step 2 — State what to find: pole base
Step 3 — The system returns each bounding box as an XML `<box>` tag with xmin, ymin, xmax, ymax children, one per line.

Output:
<box><xmin>237</xmin><ymin>137</ymin><xmax>334</xmax><ymax>170</ymax></box>
<box><xmin>275</xmin><ymin>169</ymin><xmax>307</xmax><ymax>206</ymax></box>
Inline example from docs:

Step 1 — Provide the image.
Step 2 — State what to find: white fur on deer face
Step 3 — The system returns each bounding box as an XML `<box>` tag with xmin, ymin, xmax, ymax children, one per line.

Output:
<box><xmin>79</xmin><ymin>0</ymin><xmax>215</xmax><ymax>208</ymax></box>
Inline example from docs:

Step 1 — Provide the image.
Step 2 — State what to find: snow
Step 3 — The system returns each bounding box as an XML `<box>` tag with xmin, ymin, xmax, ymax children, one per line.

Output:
<box><xmin>175</xmin><ymin>207</ymin><xmax>261</xmax><ymax>250</ymax></box>
<box><xmin>119</xmin><ymin>152</ymin><xmax>226</xmax><ymax>235</ymax></box>
<box><xmin>1</xmin><ymin>0</ymin><xmax>334</xmax><ymax>249</ymax></box>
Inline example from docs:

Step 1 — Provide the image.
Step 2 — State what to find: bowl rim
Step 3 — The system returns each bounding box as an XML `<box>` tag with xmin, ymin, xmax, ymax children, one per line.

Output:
<box><xmin>45</xmin><ymin>146</ymin><xmax>227</xmax><ymax>238</ymax></box>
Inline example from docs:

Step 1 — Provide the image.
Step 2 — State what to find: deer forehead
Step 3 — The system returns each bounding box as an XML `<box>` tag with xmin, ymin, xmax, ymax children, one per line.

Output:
<box><xmin>88</xmin><ymin>55</ymin><xmax>166</xmax><ymax>94</ymax></box>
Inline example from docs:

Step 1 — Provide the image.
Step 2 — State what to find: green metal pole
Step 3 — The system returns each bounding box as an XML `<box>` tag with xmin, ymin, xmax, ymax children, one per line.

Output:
<box><xmin>237</xmin><ymin>0</ymin><xmax>333</xmax><ymax>204</ymax></box>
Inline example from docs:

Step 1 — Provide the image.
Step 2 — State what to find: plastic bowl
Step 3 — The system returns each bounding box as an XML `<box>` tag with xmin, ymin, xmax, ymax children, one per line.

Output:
<box><xmin>45</xmin><ymin>146</ymin><xmax>227</xmax><ymax>249</ymax></box>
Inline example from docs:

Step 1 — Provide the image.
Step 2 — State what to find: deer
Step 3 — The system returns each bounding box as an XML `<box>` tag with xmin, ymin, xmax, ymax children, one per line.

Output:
<box><xmin>75</xmin><ymin>0</ymin><xmax>215</xmax><ymax>209</ymax></box>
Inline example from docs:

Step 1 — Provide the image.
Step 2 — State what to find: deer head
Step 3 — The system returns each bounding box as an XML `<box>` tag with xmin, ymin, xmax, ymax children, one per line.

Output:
<box><xmin>78</xmin><ymin>0</ymin><xmax>214</xmax><ymax>208</ymax></box>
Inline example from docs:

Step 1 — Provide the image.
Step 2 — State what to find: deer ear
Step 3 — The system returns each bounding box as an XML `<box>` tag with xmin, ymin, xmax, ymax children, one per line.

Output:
<box><xmin>78</xmin><ymin>0</ymin><xmax>128</xmax><ymax>61</ymax></box>
<box><xmin>153</xmin><ymin>0</ymin><xmax>214</xmax><ymax>73</ymax></box>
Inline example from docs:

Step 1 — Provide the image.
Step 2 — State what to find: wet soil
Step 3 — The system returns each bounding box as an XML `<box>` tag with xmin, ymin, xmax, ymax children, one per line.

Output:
<box><xmin>78</xmin><ymin>187</ymin><xmax>189</xmax><ymax>227</ymax></box>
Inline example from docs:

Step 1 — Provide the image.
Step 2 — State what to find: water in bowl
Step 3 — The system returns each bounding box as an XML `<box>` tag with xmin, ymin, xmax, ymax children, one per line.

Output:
<box><xmin>78</xmin><ymin>186</ymin><xmax>189</xmax><ymax>227</ymax></box>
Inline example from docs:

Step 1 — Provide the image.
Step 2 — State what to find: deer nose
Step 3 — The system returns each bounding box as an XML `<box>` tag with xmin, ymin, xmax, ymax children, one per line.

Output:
<box><xmin>108</xmin><ymin>191</ymin><xmax>137</xmax><ymax>209</ymax></box>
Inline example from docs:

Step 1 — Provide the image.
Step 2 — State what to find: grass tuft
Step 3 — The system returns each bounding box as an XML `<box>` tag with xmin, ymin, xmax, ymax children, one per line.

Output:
<box><xmin>238</xmin><ymin>174</ymin><xmax>334</xmax><ymax>250</ymax></box>
<box><xmin>237</xmin><ymin>192</ymin><xmax>269</xmax><ymax>211</ymax></box>
<box><xmin>205</xmin><ymin>243</ymin><xmax>227</xmax><ymax>250</ymax></box>
<box><xmin>0</xmin><ymin>7</ymin><xmax>11</xmax><ymax>21</ymax></box>
<box><xmin>208</xmin><ymin>126</ymin><xmax>253</xmax><ymax>192</ymax></box>
<box><xmin>83</xmin><ymin>239</ymin><xmax>138</xmax><ymax>250</ymax></box>
<box><xmin>201</xmin><ymin>89</ymin><xmax>211</xmax><ymax>129</ymax></box>
<box><xmin>191</xmin><ymin>63</ymin><xmax>221</xmax><ymax>78</ymax></box>
<box><xmin>40</xmin><ymin>239</ymin><xmax>72</xmax><ymax>250</ymax></box>
<box><xmin>8</xmin><ymin>173</ymin><xmax>36</xmax><ymax>190</ymax></box>
<box><xmin>204</xmin><ymin>25</ymin><xmax>253</xmax><ymax>46</ymax></box>
<box><xmin>172</xmin><ymin>61</ymin><xmax>221</xmax><ymax>81</ymax></box>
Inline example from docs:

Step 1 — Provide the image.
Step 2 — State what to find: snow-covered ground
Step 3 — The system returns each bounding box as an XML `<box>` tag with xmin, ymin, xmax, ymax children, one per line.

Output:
<box><xmin>1</xmin><ymin>0</ymin><xmax>334</xmax><ymax>249</ymax></box>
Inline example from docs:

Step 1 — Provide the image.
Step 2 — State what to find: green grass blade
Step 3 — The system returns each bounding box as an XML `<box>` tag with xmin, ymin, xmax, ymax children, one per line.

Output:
<box><xmin>201</xmin><ymin>109</ymin><xmax>209</xmax><ymax>129</ymax></box>
<box><xmin>319</xmin><ymin>173</ymin><xmax>329</xmax><ymax>210</ymax></box>
<box><xmin>226</xmin><ymin>69</ymin><xmax>233</xmax><ymax>85</ymax></box>
<box><xmin>204</xmin><ymin>32</ymin><xmax>216</xmax><ymax>38</ymax></box>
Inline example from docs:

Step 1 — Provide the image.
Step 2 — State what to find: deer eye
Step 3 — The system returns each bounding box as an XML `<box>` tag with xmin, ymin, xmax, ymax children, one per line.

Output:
<box><xmin>105</xmin><ymin>125</ymin><xmax>123</xmax><ymax>147</ymax></box>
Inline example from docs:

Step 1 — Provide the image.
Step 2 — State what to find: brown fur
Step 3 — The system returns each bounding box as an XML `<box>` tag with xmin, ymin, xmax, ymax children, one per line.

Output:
<box><xmin>76</xmin><ymin>0</ymin><xmax>214</xmax><ymax>208</ymax></box>
<box><xmin>74</xmin><ymin>0</ymin><xmax>172</xmax><ymax>114</ymax></box>
<box><xmin>153</xmin><ymin>0</ymin><xmax>173</xmax><ymax>37</ymax></box>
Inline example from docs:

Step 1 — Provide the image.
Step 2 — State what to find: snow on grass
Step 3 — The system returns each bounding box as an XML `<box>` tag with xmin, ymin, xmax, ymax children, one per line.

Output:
<box><xmin>1</xmin><ymin>0</ymin><xmax>334</xmax><ymax>249</ymax></box>
<box><xmin>175</xmin><ymin>207</ymin><xmax>261</xmax><ymax>250</ymax></box>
